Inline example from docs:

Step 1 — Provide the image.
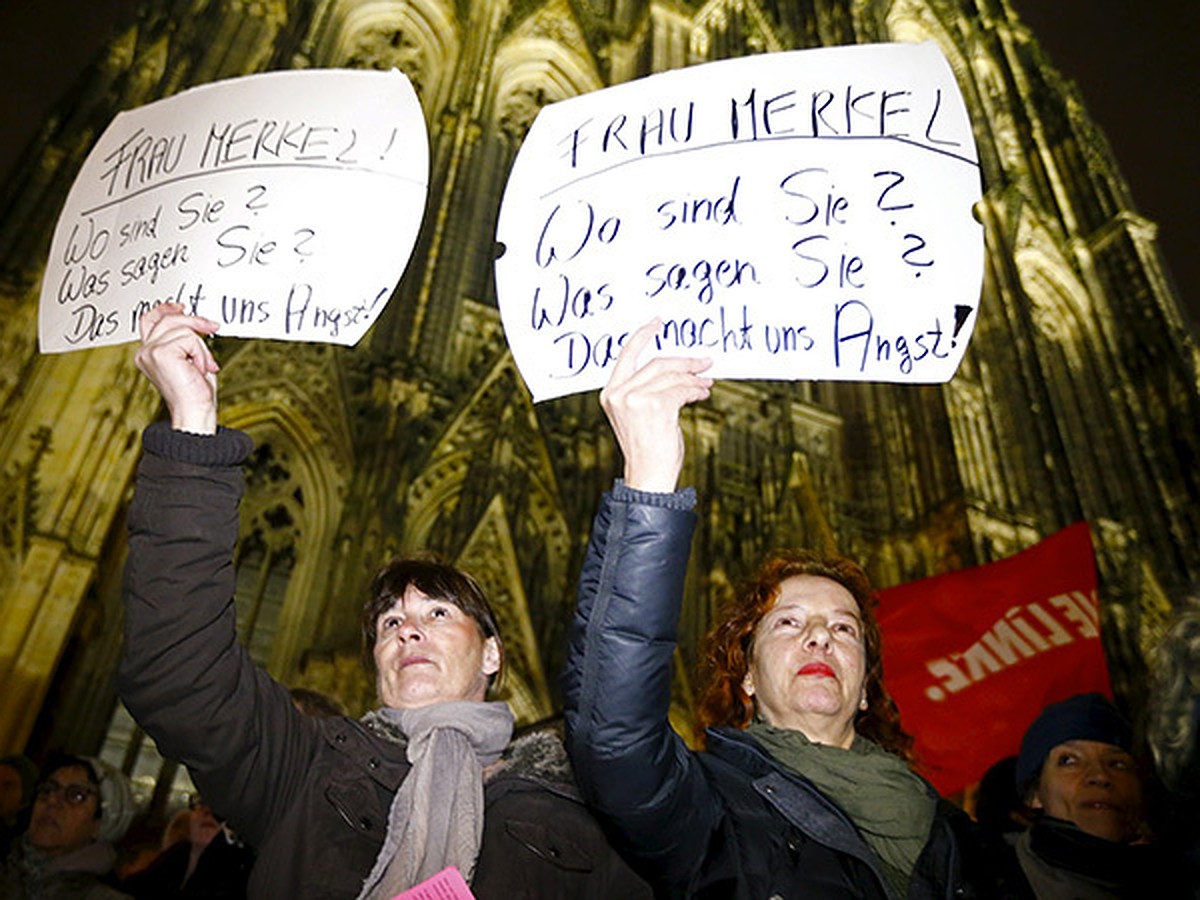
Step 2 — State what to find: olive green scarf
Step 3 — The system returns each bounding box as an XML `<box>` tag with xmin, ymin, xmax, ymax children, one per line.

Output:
<box><xmin>745</xmin><ymin>721</ymin><xmax>935</xmax><ymax>897</ymax></box>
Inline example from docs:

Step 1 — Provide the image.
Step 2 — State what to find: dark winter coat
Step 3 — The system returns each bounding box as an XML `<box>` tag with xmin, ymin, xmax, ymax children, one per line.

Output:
<box><xmin>119</xmin><ymin>831</ymin><xmax>254</xmax><ymax>900</ymax></box>
<box><xmin>987</xmin><ymin>816</ymin><xmax>1197</xmax><ymax>899</ymax></box>
<box><xmin>0</xmin><ymin>837</ymin><xmax>131</xmax><ymax>900</ymax></box>
<box><xmin>119</xmin><ymin>423</ymin><xmax>651</xmax><ymax>900</ymax></box>
<box><xmin>562</xmin><ymin>484</ymin><xmax>990</xmax><ymax>899</ymax></box>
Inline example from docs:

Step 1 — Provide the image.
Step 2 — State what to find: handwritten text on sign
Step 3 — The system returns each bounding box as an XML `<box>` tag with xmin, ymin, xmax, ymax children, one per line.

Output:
<box><xmin>39</xmin><ymin>69</ymin><xmax>428</xmax><ymax>352</ymax></box>
<box><xmin>494</xmin><ymin>42</ymin><xmax>984</xmax><ymax>402</ymax></box>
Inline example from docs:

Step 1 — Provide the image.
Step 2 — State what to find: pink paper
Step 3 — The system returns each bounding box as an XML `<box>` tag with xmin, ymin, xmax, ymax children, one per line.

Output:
<box><xmin>390</xmin><ymin>866</ymin><xmax>475</xmax><ymax>900</ymax></box>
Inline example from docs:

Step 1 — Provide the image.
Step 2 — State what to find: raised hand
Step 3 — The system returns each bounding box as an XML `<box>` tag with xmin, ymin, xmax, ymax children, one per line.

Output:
<box><xmin>134</xmin><ymin>303</ymin><xmax>222</xmax><ymax>435</ymax></box>
<box><xmin>600</xmin><ymin>320</ymin><xmax>713</xmax><ymax>493</ymax></box>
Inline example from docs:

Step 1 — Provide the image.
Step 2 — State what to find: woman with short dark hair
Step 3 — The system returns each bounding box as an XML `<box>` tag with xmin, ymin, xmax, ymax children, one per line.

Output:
<box><xmin>120</xmin><ymin>304</ymin><xmax>650</xmax><ymax>899</ymax></box>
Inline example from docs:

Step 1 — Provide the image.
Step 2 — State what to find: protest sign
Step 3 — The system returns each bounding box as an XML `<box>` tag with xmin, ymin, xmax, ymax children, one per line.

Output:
<box><xmin>876</xmin><ymin>522</ymin><xmax>1111</xmax><ymax>796</ymax></box>
<box><xmin>39</xmin><ymin>69</ymin><xmax>428</xmax><ymax>352</ymax></box>
<box><xmin>494</xmin><ymin>41</ymin><xmax>984</xmax><ymax>402</ymax></box>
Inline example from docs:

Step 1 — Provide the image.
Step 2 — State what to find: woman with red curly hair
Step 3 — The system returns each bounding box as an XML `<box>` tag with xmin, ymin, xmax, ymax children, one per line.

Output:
<box><xmin>563</xmin><ymin>322</ymin><xmax>989</xmax><ymax>899</ymax></box>
<box><xmin>696</xmin><ymin>549</ymin><xmax>914</xmax><ymax>759</ymax></box>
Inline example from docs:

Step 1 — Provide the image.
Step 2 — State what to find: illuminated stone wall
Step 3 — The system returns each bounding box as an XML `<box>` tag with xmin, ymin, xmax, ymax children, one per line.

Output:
<box><xmin>1</xmin><ymin>1</ymin><xmax>1196</xmax><ymax>804</ymax></box>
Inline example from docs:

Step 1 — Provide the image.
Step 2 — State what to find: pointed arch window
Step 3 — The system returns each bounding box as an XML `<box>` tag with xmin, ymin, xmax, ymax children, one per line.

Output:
<box><xmin>235</xmin><ymin>442</ymin><xmax>303</xmax><ymax>665</ymax></box>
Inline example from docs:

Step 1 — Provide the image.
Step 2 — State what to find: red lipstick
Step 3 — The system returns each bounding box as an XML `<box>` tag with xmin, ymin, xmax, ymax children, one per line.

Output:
<box><xmin>797</xmin><ymin>662</ymin><xmax>836</xmax><ymax>678</ymax></box>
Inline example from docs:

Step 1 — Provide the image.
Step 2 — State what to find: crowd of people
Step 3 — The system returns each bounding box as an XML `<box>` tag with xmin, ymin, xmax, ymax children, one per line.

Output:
<box><xmin>0</xmin><ymin>308</ymin><xmax>1196</xmax><ymax>898</ymax></box>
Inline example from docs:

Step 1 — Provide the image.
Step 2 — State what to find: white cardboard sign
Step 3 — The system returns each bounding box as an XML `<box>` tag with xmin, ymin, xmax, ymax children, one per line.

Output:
<box><xmin>39</xmin><ymin>69</ymin><xmax>428</xmax><ymax>352</ymax></box>
<box><xmin>494</xmin><ymin>42</ymin><xmax>984</xmax><ymax>402</ymax></box>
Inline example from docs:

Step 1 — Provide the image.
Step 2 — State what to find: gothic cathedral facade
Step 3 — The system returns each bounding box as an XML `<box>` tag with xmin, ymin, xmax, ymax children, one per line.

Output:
<box><xmin>1</xmin><ymin>0</ymin><xmax>1197</xmax><ymax>804</ymax></box>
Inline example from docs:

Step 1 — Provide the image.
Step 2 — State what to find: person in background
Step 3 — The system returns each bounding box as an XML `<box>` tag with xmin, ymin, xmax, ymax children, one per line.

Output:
<box><xmin>1006</xmin><ymin>691</ymin><xmax>1192</xmax><ymax>898</ymax></box>
<box><xmin>974</xmin><ymin>755</ymin><xmax>1033</xmax><ymax>846</ymax></box>
<box><xmin>112</xmin><ymin>806</ymin><xmax>195</xmax><ymax>881</ymax></box>
<box><xmin>1145</xmin><ymin>603</ymin><xmax>1200</xmax><ymax>885</ymax></box>
<box><xmin>120</xmin><ymin>303</ymin><xmax>651</xmax><ymax>899</ymax></box>
<box><xmin>0</xmin><ymin>754</ymin><xmax>135</xmax><ymax>899</ymax></box>
<box><xmin>0</xmin><ymin>754</ymin><xmax>38</xmax><ymax>858</ymax></box>
<box><xmin>120</xmin><ymin>794</ymin><xmax>254</xmax><ymax>899</ymax></box>
<box><xmin>161</xmin><ymin>807</ymin><xmax>194</xmax><ymax>854</ymax></box>
<box><xmin>563</xmin><ymin>321</ymin><xmax>989</xmax><ymax>898</ymax></box>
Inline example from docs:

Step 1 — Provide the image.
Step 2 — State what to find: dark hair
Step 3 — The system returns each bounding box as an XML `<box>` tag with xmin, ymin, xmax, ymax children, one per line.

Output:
<box><xmin>0</xmin><ymin>755</ymin><xmax>38</xmax><ymax>808</ymax></box>
<box><xmin>696</xmin><ymin>549</ymin><xmax>914</xmax><ymax>762</ymax></box>
<box><xmin>289</xmin><ymin>687</ymin><xmax>346</xmax><ymax>718</ymax></box>
<box><xmin>361</xmin><ymin>556</ymin><xmax>504</xmax><ymax>688</ymax></box>
<box><xmin>975</xmin><ymin>755</ymin><xmax>1030</xmax><ymax>836</ymax></box>
<box><xmin>40</xmin><ymin>753</ymin><xmax>102</xmax><ymax>821</ymax></box>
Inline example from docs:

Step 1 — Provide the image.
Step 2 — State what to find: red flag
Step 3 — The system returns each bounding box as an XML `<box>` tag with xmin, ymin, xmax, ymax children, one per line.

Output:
<box><xmin>876</xmin><ymin>522</ymin><xmax>1111</xmax><ymax>796</ymax></box>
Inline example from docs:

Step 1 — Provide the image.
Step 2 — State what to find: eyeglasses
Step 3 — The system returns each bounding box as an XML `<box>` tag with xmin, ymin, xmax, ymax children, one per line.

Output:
<box><xmin>35</xmin><ymin>780</ymin><xmax>98</xmax><ymax>806</ymax></box>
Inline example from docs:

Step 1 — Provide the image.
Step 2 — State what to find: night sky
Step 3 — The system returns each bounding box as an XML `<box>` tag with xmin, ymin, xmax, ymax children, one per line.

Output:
<box><xmin>1</xmin><ymin>0</ymin><xmax>1196</xmax><ymax>328</ymax></box>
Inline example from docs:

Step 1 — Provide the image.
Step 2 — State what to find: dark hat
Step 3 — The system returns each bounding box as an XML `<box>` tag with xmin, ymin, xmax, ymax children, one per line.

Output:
<box><xmin>1015</xmin><ymin>692</ymin><xmax>1132</xmax><ymax>795</ymax></box>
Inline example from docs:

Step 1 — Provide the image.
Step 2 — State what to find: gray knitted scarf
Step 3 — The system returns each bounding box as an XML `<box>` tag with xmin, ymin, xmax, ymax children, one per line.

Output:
<box><xmin>356</xmin><ymin>700</ymin><xmax>514</xmax><ymax>899</ymax></box>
